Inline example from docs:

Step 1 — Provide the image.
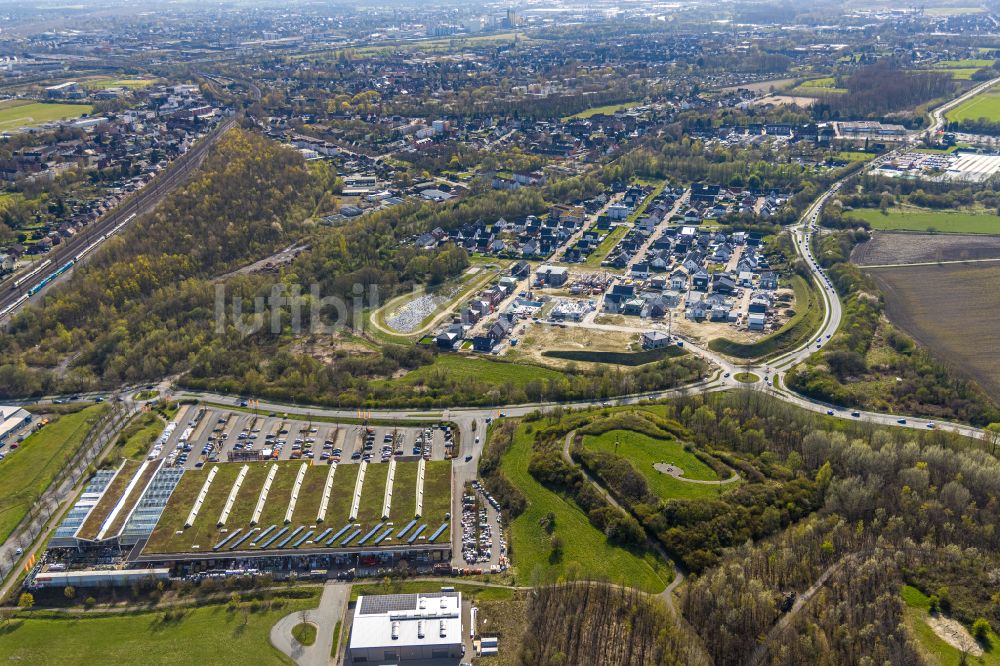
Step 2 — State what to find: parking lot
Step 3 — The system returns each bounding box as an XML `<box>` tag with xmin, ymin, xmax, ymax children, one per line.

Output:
<box><xmin>457</xmin><ymin>479</ymin><xmax>508</xmax><ymax>572</ymax></box>
<box><xmin>152</xmin><ymin>406</ymin><xmax>454</xmax><ymax>470</ymax></box>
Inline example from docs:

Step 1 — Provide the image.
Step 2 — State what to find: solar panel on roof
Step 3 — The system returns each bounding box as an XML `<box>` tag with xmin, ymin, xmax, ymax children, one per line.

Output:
<box><xmin>407</xmin><ymin>524</ymin><xmax>427</xmax><ymax>544</ymax></box>
<box><xmin>396</xmin><ymin>519</ymin><xmax>417</xmax><ymax>539</ymax></box>
<box><xmin>258</xmin><ymin>526</ymin><xmax>288</xmax><ymax>549</ymax></box>
<box><xmin>358</xmin><ymin>592</ymin><xmax>460</xmax><ymax>615</ymax></box>
<box><xmin>229</xmin><ymin>528</ymin><xmax>259</xmax><ymax>550</ymax></box>
<box><xmin>359</xmin><ymin>593</ymin><xmax>419</xmax><ymax>614</ymax></box>
<box><xmin>357</xmin><ymin>522</ymin><xmax>384</xmax><ymax>545</ymax></box>
<box><xmin>291</xmin><ymin>530</ymin><xmax>314</xmax><ymax>548</ymax></box>
<box><xmin>252</xmin><ymin>525</ymin><xmax>277</xmax><ymax>545</ymax></box>
<box><xmin>427</xmin><ymin>522</ymin><xmax>448</xmax><ymax>542</ymax></box>
<box><xmin>340</xmin><ymin>528</ymin><xmax>362</xmax><ymax>545</ymax></box>
<box><xmin>275</xmin><ymin>526</ymin><xmax>304</xmax><ymax>549</ymax></box>
<box><xmin>374</xmin><ymin>526</ymin><xmax>394</xmax><ymax>544</ymax></box>
<box><xmin>314</xmin><ymin>527</ymin><xmax>333</xmax><ymax>543</ymax></box>
<box><xmin>327</xmin><ymin>524</ymin><xmax>352</xmax><ymax>545</ymax></box>
<box><xmin>212</xmin><ymin>528</ymin><xmax>242</xmax><ymax>551</ymax></box>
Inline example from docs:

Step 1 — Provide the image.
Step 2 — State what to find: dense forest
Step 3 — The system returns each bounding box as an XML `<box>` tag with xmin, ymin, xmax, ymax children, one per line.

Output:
<box><xmin>491</xmin><ymin>392</ymin><xmax>1000</xmax><ymax>665</ymax></box>
<box><xmin>810</xmin><ymin>61</ymin><xmax>956</xmax><ymax>124</ymax></box>
<box><xmin>516</xmin><ymin>583</ymin><xmax>707</xmax><ymax>666</ymax></box>
<box><xmin>679</xmin><ymin>391</ymin><xmax>1000</xmax><ymax>665</ymax></box>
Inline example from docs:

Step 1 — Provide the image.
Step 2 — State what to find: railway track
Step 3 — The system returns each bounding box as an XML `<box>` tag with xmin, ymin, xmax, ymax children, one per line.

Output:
<box><xmin>0</xmin><ymin>115</ymin><xmax>237</xmax><ymax>323</ymax></box>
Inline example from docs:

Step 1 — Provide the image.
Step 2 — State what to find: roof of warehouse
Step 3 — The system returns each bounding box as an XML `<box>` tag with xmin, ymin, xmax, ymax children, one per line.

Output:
<box><xmin>350</xmin><ymin>592</ymin><xmax>462</xmax><ymax>649</ymax></box>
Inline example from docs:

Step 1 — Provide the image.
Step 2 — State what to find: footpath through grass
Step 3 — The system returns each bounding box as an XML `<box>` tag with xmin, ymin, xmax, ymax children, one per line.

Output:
<box><xmin>0</xmin><ymin>592</ymin><xmax>318</xmax><ymax>665</ymax></box>
<box><xmin>500</xmin><ymin>423</ymin><xmax>670</xmax><ymax>593</ymax></box>
<box><xmin>581</xmin><ymin>429</ymin><xmax>725</xmax><ymax>501</ymax></box>
<box><xmin>852</xmin><ymin>207</ymin><xmax>1000</xmax><ymax>234</ymax></box>
<box><xmin>0</xmin><ymin>404</ymin><xmax>108</xmax><ymax>542</ymax></box>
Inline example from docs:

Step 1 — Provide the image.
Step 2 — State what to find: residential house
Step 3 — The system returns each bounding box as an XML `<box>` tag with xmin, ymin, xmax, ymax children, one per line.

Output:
<box><xmin>435</xmin><ymin>325</ymin><xmax>464</xmax><ymax>349</ymax></box>
<box><xmin>669</xmin><ymin>269</ymin><xmax>688</xmax><ymax>291</ymax></box>
<box><xmin>535</xmin><ymin>264</ymin><xmax>568</xmax><ymax>287</ymax></box>
<box><xmin>642</xmin><ymin>331</ymin><xmax>670</xmax><ymax>350</ymax></box>
<box><xmin>692</xmin><ymin>269</ymin><xmax>710</xmax><ymax>291</ymax></box>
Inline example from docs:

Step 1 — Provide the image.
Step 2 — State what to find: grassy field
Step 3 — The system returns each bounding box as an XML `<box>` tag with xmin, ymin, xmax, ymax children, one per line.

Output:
<box><xmin>350</xmin><ymin>580</ymin><xmax>515</xmax><ymax>603</ymax></box>
<box><xmin>926</xmin><ymin>68</ymin><xmax>981</xmax><ymax>80</ymax></box>
<box><xmin>117</xmin><ymin>413</ymin><xmax>166</xmax><ymax>461</ymax></box>
<box><xmin>563</xmin><ymin>101</ymin><xmax>643</xmax><ymax>121</ymax></box>
<box><xmin>581</xmin><ymin>430</ymin><xmax>727</xmax><ymax>501</ymax></box>
<box><xmin>354</xmin><ymin>461</ymin><xmax>389</xmax><ymax>524</ymax></box>
<box><xmin>0</xmin><ymin>404</ymin><xmax>108</xmax><ymax>543</ymax></box>
<box><xmin>0</xmin><ymin>101</ymin><xmax>94</xmax><ymax>131</ymax></box>
<box><xmin>82</xmin><ymin>77</ymin><xmax>157</xmax><ymax>90</ymax></box>
<box><xmin>791</xmin><ymin>76</ymin><xmax>847</xmax><ymax>96</ymax></box>
<box><xmin>392</xmin><ymin>354</ymin><xmax>564</xmax><ymax>391</ymax></box>
<box><xmin>709</xmin><ymin>275</ymin><xmax>821</xmax><ymax>360</ymax></box>
<box><xmin>947</xmin><ymin>84</ymin><xmax>1000</xmax><ymax>122</ymax></box>
<box><xmin>500</xmin><ymin>423</ymin><xmax>670</xmax><ymax>592</ymax></box>
<box><xmin>902</xmin><ymin>585</ymin><xmax>1000</xmax><ymax>665</ymax></box>
<box><xmin>835</xmin><ymin>151</ymin><xmax>876</xmax><ymax>162</ymax></box>
<box><xmin>0</xmin><ymin>592</ymin><xmax>318</xmax><ymax>665</ymax></box>
<box><xmin>421</xmin><ymin>460</ymin><xmax>452</xmax><ymax>527</ymax></box>
<box><xmin>869</xmin><ymin>263</ymin><xmax>1000</xmax><ymax>398</ymax></box>
<box><xmin>390</xmin><ymin>461</ymin><xmax>418</xmax><ymax>520</ymax></box>
<box><xmin>852</xmin><ymin>207</ymin><xmax>1000</xmax><ymax>234</ymax></box>
<box><xmin>583</xmin><ymin>224</ymin><xmax>629</xmax><ymax>267</ymax></box>
<box><xmin>540</xmin><ymin>346</ymin><xmax>684</xmax><ymax>366</ymax></box>
<box><xmin>320</xmin><ymin>462</ymin><xmax>359</xmax><ymax>527</ymax></box>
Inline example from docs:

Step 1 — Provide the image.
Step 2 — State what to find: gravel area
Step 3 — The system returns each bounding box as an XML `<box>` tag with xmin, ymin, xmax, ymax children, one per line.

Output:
<box><xmin>385</xmin><ymin>284</ymin><xmax>462</xmax><ymax>333</ymax></box>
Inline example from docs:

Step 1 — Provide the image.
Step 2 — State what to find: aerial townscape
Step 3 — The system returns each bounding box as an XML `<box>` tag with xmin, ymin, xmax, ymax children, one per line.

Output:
<box><xmin>3</xmin><ymin>0</ymin><xmax>1000</xmax><ymax>664</ymax></box>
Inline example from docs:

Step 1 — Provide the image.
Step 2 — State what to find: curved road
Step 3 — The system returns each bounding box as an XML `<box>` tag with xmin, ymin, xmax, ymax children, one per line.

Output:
<box><xmin>5</xmin><ymin>83</ymin><xmax>998</xmax><ymax>654</ymax></box>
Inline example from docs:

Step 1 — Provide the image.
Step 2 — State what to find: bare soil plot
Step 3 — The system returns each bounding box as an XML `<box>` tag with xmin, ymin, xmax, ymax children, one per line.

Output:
<box><xmin>507</xmin><ymin>324</ymin><xmax>638</xmax><ymax>367</ymax></box>
<box><xmin>753</xmin><ymin>94</ymin><xmax>817</xmax><ymax>108</ymax></box>
<box><xmin>926</xmin><ymin>615</ymin><xmax>983</xmax><ymax>656</ymax></box>
<box><xmin>716</xmin><ymin>77</ymin><xmax>797</xmax><ymax>93</ymax></box>
<box><xmin>868</xmin><ymin>263</ymin><xmax>1000</xmax><ymax>395</ymax></box>
<box><xmin>853</xmin><ymin>231</ymin><xmax>1000</xmax><ymax>266</ymax></box>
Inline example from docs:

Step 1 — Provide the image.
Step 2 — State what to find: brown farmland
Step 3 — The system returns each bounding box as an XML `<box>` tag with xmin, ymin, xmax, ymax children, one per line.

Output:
<box><xmin>867</xmin><ymin>263</ymin><xmax>1000</xmax><ymax>395</ymax></box>
<box><xmin>853</xmin><ymin>231</ymin><xmax>1000</xmax><ymax>266</ymax></box>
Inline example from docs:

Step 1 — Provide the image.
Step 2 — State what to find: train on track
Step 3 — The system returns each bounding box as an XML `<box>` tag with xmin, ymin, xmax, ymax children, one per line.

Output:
<box><xmin>1</xmin><ymin>213</ymin><xmax>137</xmax><ymax>319</ymax></box>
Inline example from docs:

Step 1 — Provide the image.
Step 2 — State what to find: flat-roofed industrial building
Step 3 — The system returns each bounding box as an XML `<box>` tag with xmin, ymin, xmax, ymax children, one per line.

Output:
<box><xmin>348</xmin><ymin>591</ymin><xmax>464</xmax><ymax>664</ymax></box>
